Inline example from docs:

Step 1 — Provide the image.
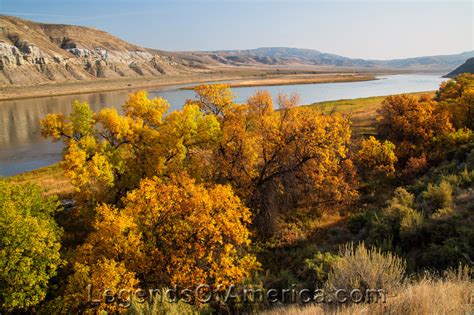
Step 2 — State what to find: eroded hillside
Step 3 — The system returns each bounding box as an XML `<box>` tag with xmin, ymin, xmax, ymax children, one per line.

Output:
<box><xmin>0</xmin><ymin>16</ymin><xmax>211</xmax><ymax>85</ymax></box>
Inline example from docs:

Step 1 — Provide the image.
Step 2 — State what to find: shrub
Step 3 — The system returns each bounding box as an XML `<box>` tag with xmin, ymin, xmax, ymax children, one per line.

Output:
<box><xmin>421</xmin><ymin>180</ymin><xmax>453</xmax><ymax>214</ymax></box>
<box><xmin>403</xmin><ymin>154</ymin><xmax>428</xmax><ymax>178</ymax></box>
<box><xmin>347</xmin><ymin>211</ymin><xmax>375</xmax><ymax>234</ymax></box>
<box><xmin>458</xmin><ymin>168</ymin><xmax>474</xmax><ymax>187</ymax></box>
<box><xmin>388</xmin><ymin>187</ymin><xmax>415</xmax><ymax>208</ymax></box>
<box><xmin>304</xmin><ymin>252</ymin><xmax>340</xmax><ymax>287</ymax></box>
<box><xmin>431</xmin><ymin>207</ymin><xmax>455</xmax><ymax>219</ymax></box>
<box><xmin>430</xmin><ymin>128</ymin><xmax>474</xmax><ymax>161</ymax></box>
<box><xmin>384</xmin><ymin>188</ymin><xmax>423</xmax><ymax>237</ymax></box>
<box><xmin>399</xmin><ymin>207</ymin><xmax>424</xmax><ymax>235</ymax></box>
<box><xmin>325</xmin><ymin>242</ymin><xmax>406</xmax><ymax>296</ymax></box>
<box><xmin>354</xmin><ymin>136</ymin><xmax>397</xmax><ymax>180</ymax></box>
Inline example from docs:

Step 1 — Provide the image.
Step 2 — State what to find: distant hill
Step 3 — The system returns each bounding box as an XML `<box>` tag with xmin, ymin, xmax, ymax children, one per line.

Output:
<box><xmin>200</xmin><ymin>47</ymin><xmax>373</xmax><ymax>67</ymax></box>
<box><xmin>1</xmin><ymin>15</ymin><xmax>473</xmax><ymax>86</ymax></box>
<box><xmin>378</xmin><ymin>51</ymin><xmax>474</xmax><ymax>70</ymax></box>
<box><xmin>200</xmin><ymin>47</ymin><xmax>474</xmax><ymax>70</ymax></box>
<box><xmin>444</xmin><ymin>57</ymin><xmax>474</xmax><ymax>78</ymax></box>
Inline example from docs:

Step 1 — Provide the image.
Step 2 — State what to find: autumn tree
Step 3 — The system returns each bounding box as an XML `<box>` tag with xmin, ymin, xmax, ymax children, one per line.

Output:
<box><xmin>192</xmin><ymin>87</ymin><xmax>358</xmax><ymax>235</ymax></box>
<box><xmin>187</xmin><ymin>83</ymin><xmax>235</xmax><ymax>117</ymax></box>
<box><xmin>41</xmin><ymin>91</ymin><xmax>259</xmax><ymax>312</ymax></box>
<box><xmin>376</xmin><ymin>94</ymin><xmax>454</xmax><ymax>162</ymax></box>
<box><xmin>61</xmin><ymin>173</ymin><xmax>257</xmax><ymax>305</ymax></box>
<box><xmin>0</xmin><ymin>181</ymin><xmax>63</xmax><ymax>312</ymax></box>
<box><xmin>354</xmin><ymin>136</ymin><xmax>397</xmax><ymax>181</ymax></box>
<box><xmin>41</xmin><ymin>93</ymin><xmax>220</xmax><ymax>209</ymax></box>
<box><xmin>43</xmin><ymin>87</ymin><xmax>358</xmax><ymax>238</ymax></box>
<box><xmin>436</xmin><ymin>74</ymin><xmax>474</xmax><ymax>130</ymax></box>
<box><xmin>436</xmin><ymin>73</ymin><xmax>474</xmax><ymax>102</ymax></box>
<box><xmin>45</xmin><ymin>259</ymin><xmax>139</xmax><ymax>314</ymax></box>
<box><xmin>39</xmin><ymin>85</ymin><xmax>361</xmax><ymax>314</ymax></box>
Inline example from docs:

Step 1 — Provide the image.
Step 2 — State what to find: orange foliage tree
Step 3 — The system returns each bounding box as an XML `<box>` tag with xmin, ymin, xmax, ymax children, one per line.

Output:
<box><xmin>436</xmin><ymin>73</ymin><xmax>474</xmax><ymax>130</ymax></box>
<box><xmin>191</xmin><ymin>87</ymin><xmax>358</xmax><ymax>235</ymax></box>
<box><xmin>41</xmin><ymin>90</ymin><xmax>257</xmax><ymax>311</ymax></box>
<box><xmin>376</xmin><ymin>94</ymin><xmax>454</xmax><ymax>162</ymax></box>
<box><xmin>41</xmin><ymin>84</ymin><xmax>360</xmax><ymax>313</ymax></box>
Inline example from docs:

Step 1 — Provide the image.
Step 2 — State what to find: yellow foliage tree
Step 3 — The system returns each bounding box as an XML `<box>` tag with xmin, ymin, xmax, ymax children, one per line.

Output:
<box><xmin>56</xmin><ymin>259</ymin><xmax>139</xmax><ymax>314</ymax></box>
<box><xmin>187</xmin><ymin>83</ymin><xmax>234</xmax><ymax>117</ymax></box>
<box><xmin>40</xmin><ymin>85</ymin><xmax>361</xmax><ymax>312</ymax></box>
<box><xmin>354</xmin><ymin>136</ymin><xmax>397</xmax><ymax>181</ymax></box>
<box><xmin>41</xmin><ymin>92</ymin><xmax>220</xmax><ymax>207</ymax></box>
<box><xmin>73</xmin><ymin>173</ymin><xmax>257</xmax><ymax>291</ymax></box>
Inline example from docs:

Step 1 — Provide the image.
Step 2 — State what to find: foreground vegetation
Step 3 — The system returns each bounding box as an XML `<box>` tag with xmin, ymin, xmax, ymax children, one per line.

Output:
<box><xmin>1</xmin><ymin>74</ymin><xmax>473</xmax><ymax>314</ymax></box>
<box><xmin>266</xmin><ymin>273</ymin><xmax>473</xmax><ymax>315</ymax></box>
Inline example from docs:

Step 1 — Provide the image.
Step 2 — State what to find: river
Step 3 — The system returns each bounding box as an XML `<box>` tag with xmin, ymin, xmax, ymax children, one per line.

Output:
<box><xmin>0</xmin><ymin>74</ymin><xmax>447</xmax><ymax>176</ymax></box>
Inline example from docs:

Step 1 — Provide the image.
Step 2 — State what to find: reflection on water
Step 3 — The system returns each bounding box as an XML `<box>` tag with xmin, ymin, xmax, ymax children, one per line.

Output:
<box><xmin>0</xmin><ymin>74</ymin><xmax>446</xmax><ymax>176</ymax></box>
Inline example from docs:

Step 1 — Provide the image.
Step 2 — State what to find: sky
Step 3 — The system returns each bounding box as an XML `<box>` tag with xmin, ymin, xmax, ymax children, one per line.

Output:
<box><xmin>0</xmin><ymin>0</ymin><xmax>472</xmax><ymax>60</ymax></box>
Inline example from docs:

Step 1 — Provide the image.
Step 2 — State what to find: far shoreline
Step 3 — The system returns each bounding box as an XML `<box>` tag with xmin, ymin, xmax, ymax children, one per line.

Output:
<box><xmin>179</xmin><ymin>74</ymin><xmax>377</xmax><ymax>90</ymax></box>
<box><xmin>0</xmin><ymin>71</ymin><xmax>378</xmax><ymax>102</ymax></box>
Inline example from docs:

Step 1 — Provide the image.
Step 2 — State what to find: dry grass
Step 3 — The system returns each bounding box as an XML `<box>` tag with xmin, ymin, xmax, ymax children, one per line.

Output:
<box><xmin>7</xmin><ymin>164</ymin><xmax>74</xmax><ymax>198</ymax></box>
<box><xmin>265</xmin><ymin>277</ymin><xmax>473</xmax><ymax>315</ymax></box>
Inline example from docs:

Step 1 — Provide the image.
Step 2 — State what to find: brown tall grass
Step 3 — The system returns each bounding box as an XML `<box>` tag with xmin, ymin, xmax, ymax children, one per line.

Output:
<box><xmin>265</xmin><ymin>275</ymin><xmax>473</xmax><ymax>315</ymax></box>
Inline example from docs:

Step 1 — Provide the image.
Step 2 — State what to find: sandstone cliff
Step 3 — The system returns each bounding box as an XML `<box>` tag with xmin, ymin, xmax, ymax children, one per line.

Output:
<box><xmin>0</xmin><ymin>16</ymin><xmax>210</xmax><ymax>86</ymax></box>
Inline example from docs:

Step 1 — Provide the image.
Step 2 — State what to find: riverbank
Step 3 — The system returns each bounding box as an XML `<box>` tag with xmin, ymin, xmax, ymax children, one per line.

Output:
<box><xmin>180</xmin><ymin>74</ymin><xmax>376</xmax><ymax>90</ymax></box>
<box><xmin>0</xmin><ymin>70</ymin><xmax>376</xmax><ymax>101</ymax></box>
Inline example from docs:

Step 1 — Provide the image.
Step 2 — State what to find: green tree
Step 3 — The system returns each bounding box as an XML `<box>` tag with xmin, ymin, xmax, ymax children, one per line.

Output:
<box><xmin>0</xmin><ymin>181</ymin><xmax>63</xmax><ymax>312</ymax></box>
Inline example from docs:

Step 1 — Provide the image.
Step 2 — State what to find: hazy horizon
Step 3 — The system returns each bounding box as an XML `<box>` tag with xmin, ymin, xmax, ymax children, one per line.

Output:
<box><xmin>1</xmin><ymin>0</ymin><xmax>473</xmax><ymax>60</ymax></box>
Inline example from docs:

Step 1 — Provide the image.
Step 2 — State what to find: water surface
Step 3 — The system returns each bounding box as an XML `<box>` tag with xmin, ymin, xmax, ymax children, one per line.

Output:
<box><xmin>0</xmin><ymin>74</ymin><xmax>446</xmax><ymax>176</ymax></box>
